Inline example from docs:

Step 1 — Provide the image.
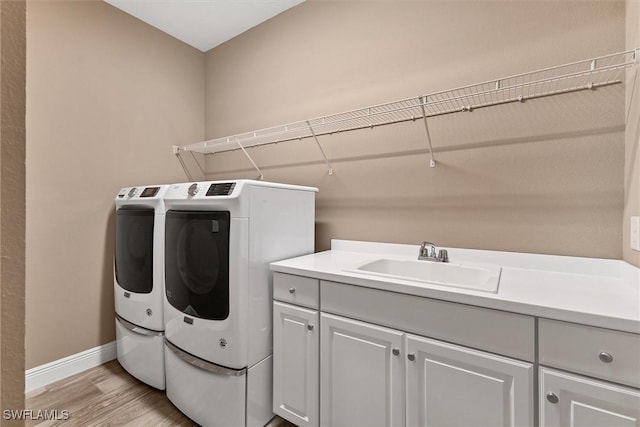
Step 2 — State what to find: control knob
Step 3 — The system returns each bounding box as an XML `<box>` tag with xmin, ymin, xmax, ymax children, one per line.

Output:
<box><xmin>187</xmin><ymin>183</ymin><xmax>198</xmax><ymax>196</ymax></box>
<box><xmin>128</xmin><ymin>188</ymin><xmax>137</xmax><ymax>198</ymax></box>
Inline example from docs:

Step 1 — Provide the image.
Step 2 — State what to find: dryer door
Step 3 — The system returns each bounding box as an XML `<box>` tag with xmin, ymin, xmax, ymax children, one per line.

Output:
<box><xmin>165</xmin><ymin>210</ymin><xmax>230</xmax><ymax>321</ymax></box>
<box><xmin>115</xmin><ymin>208</ymin><xmax>154</xmax><ymax>294</ymax></box>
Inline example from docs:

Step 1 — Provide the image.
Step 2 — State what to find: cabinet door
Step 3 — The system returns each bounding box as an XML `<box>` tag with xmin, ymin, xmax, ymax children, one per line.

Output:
<box><xmin>273</xmin><ymin>302</ymin><xmax>319</xmax><ymax>427</ymax></box>
<box><xmin>406</xmin><ymin>334</ymin><xmax>533</xmax><ymax>427</ymax></box>
<box><xmin>321</xmin><ymin>313</ymin><xmax>404</xmax><ymax>427</ymax></box>
<box><xmin>540</xmin><ymin>368</ymin><xmax>640</xmax><ymax>427</ymax></box>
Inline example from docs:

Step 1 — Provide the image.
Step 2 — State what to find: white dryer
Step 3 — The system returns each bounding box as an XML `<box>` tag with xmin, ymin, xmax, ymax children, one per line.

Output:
<box><xmin>114</xmin><ymin>184</ymin><xmax>169</xmax><ymax>390</ymax></box>
<box><xmin>163</xmin><ymin>180</ymin><xmax>317</xmax><ymax>427</ymax></box>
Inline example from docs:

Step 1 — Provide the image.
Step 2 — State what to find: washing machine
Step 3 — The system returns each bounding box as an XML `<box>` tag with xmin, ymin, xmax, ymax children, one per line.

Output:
<box><xmin>163</xmin><ymin>180</ymin><xmax>317</xmax><ymax>427</ymax></box>
<box><xmin>114</xmin><ymin>184</ymin><xmax>169</xmax><ymax>390</ymax></box>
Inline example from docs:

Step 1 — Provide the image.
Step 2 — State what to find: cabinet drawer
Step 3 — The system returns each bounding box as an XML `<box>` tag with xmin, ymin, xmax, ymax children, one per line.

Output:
<box><xmin>273</xmin><ymin>273</ymin><xmax>319</xmax><ymax>309</ymax></box>
<box><xmin>539</xmin><ymin>318</ymin><xmax>640</xmax><ymax>388</ymax></box>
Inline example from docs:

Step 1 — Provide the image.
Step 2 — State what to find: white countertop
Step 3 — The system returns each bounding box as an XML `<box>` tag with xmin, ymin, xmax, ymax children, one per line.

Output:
<box><xmin>271</xmin><ymin>240</ymin><xmax>640</xmax><ymax>334</ymax></box>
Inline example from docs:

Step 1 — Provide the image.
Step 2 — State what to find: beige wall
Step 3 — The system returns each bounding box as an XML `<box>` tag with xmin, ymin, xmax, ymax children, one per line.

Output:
<box><xmin>204</xmin><ymin>0</ymin><xmax>627</xmax><ymax>257</ymax></box>
<box><xmin>21</xmin><ymin>0</ymin><xmax>635</xmax><ymax>372</ymax></box>
<box><xmin>1</xmin><ymin>0</ymin><xmax>26</xmax><ymax>418</ymax></box>
<box><xmin>624</xmin><ymin>0</ymin><xmax>640</xmax><ymax>267</ymax></box>
<box><xmin>26</xmin><ymin>1</ymin><xmax>204</xmax><ymax>369</ymax></box>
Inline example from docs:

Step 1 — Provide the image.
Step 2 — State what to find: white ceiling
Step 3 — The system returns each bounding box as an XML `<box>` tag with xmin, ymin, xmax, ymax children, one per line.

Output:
<box><xmin>104</xmin><ymin>0</ymin><xmax>305</xmax><ymax>52</ymax></box>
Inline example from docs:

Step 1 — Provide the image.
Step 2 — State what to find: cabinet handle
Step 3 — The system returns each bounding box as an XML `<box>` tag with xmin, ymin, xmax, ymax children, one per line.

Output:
<box><xmin>407</xmin><ymin>352</ymin><xmax>416</xmax><ymax>361</ymax></box>
<box><xmin>392</xmin><ymin>348</ymin><xmax>400</xmax><ymax>356</ymax></box>
<box><xmin>307</xmin><ymin>324</ymin><xmax>314</xmax><ymax>331</ymax></box>
<box><xmin>546</xmin><ymin>392</ymin><xmax>559</xmax><ymax>404</ymax></box>
<box><xmin>598</xmin><ymin>351</ymin><xmax>613</xmax><ymax>363</ymax></box>
<box><xmin>288</xmin><ymin>288</ymin><xmax>296</xmax><ymax>294</ymax></box>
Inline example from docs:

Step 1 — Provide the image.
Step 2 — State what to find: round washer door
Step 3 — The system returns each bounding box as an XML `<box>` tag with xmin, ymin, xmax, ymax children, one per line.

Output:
<box><xmin>115</xmin><ymin>208</ymin><xmax>154</xmax><ymax>294</ymax></box>
<box><xmin>165</xmin><ymin>210</ymin><xmax>230</xmax><ymax>320</ymax></box>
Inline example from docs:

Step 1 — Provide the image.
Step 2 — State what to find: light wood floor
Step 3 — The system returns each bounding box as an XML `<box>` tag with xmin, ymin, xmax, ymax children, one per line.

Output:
<box><xmin>25</xmin><ymin>360</ymin><xmax>296</xmax><ymax>427</ymax></box>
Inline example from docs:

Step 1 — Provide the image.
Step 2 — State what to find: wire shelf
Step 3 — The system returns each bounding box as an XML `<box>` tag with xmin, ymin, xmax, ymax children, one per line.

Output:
<box><xmin>177</xmin><ymin>49</ymin><xmax>638</xmax><ymax>156</ymax></box>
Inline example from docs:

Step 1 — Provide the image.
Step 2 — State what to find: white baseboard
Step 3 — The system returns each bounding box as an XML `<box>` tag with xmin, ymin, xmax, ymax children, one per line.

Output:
<box><xmin>25</xmin><ymin>341</ymin><xmax>117</xmax><ymax>393</ymax></box>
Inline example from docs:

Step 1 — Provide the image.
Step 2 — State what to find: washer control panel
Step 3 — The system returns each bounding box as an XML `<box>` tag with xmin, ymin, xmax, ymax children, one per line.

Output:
<box><xmin>206</xmin><ymin>182</ymin><xmax>236</xmax><ymax>196</ymax></box>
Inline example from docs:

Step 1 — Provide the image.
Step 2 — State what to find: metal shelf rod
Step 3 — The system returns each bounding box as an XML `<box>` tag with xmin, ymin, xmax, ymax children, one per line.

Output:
<box><xmin>178</xmin><ymin>49</ymin><xmax>637</xmax><ymax>159</ymax></box>
<box><xmin>192</xmin><ymin>78</ymin><xmax>621</xmax><ymax>155</ymax></box>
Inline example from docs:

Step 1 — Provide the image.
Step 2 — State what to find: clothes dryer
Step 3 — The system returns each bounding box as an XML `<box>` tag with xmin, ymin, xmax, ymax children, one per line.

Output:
<box><xmin>114</xmin><ymin>184</ymin><xmax>169</xmax><ymax>390</ymax></box>
<box><xmin>162</xmin><ymin>180</ymin><xmax>317</xmax><ymax>427</ymax></box>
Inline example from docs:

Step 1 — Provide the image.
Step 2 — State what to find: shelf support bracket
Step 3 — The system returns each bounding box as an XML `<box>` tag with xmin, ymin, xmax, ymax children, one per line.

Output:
<box><xmin>173</xmin><ymin>146</ymin><xmax>194</xmax><ymax>181</ymax></box>
<box><xmin>419</xmin><ymin>96</ymin><xmax>436</xmax><ymax>168</ymax></box>
<box><xmin>235</xmin><ymin>138</ymin><xmax>264</xmax><ymax>180</ymax></box>
<box><xmin>306</xmin><ymin>120</ymin><xmax>334</xmax><ymax>175</ymax></box>
<box><xmin>173</xmin><ymin>146</ymin><xmax>206</xmax><ymax>181</ymax></box>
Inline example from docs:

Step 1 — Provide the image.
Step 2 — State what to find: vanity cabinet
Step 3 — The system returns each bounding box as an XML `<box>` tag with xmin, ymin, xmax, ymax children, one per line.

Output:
<box><xmin>320</xmin><ymin>313</ymin><xmax>404</xmax><ymax>427</ymax></box>
<box><xmin>272</xmin><ymin>272</ymin><xmax>639</xmax><ymax>427</ymax></box>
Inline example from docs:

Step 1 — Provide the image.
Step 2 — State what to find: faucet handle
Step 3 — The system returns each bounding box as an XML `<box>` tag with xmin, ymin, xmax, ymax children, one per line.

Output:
<box><xmin>438</xmin><ymin>249</ymin><xmax>449</xmax><ymax>263</ymax></box>
<box><xmin>429</xmin><ymin>245</ymin><xmax>437</xmax><ymax>258</ymax></box>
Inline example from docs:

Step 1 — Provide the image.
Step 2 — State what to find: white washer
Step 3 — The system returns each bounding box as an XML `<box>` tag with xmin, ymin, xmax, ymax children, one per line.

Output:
<box><xmin>163</xmin><ymin>180</ymin><xmax>317</xmax><ymax>427</ymax></box>
<box><xmin>114</xmin><ymin>184</ymin><xmax>169</xmax><ymax>390</ymax></box>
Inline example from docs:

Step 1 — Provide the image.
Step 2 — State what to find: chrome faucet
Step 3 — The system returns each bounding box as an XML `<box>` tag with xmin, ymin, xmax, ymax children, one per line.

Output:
<box><xmin>418</xmin><ymin>241</ymin><xmax>449</xmax><ymax>263</ymax></box>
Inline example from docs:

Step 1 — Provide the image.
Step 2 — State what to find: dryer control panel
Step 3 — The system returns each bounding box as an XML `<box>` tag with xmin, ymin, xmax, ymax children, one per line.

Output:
<box><xmin>140</xmin><ymin>187</ymin><xmax>160</xmax><ymax>197</ymax></box>
<box><xmin>206</xmin><ymin>182</ymin><xmax>236</xmax><ymax>196</ymax></box>
<box><xmin>116</xmin><ymin>186</ymin><xmax>163</xmax><ymax>199</ymax></box>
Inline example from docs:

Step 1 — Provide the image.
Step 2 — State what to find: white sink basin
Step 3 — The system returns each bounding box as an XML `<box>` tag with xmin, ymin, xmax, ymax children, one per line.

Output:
<box><xmin>348</xmin><ymin>258</ymin><xmax>501</xmax><ymax>293</ymax></box>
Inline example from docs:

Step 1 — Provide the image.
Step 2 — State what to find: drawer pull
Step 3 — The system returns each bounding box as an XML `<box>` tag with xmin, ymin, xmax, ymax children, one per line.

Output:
<box><xmin>546</xmin><ymin>392</ymin><xmax>559</xmax><ymax>404</ymax></box>
<box><xmin>598</xmin><ymin>351</ymin><xmax>613</xmax><ymax>363</ymax></box>
<box><xmin>407</xmin><ymin>353</ymin><xmax>416</xmax><ymax>361</ymax></box>
<box><xmin>392</xmin><ymin>348</ymin><xmax>400</xmax><ymax>356</ymax></box>
<box><xmin>288</xmin><ymin>288</ymin><xmax>296</xmax><ymax>294</ymax></box>
<box><xmin>307</xmin><ymin>324</ymin><xmax>314</xmax><ymax>331</ymax></box>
